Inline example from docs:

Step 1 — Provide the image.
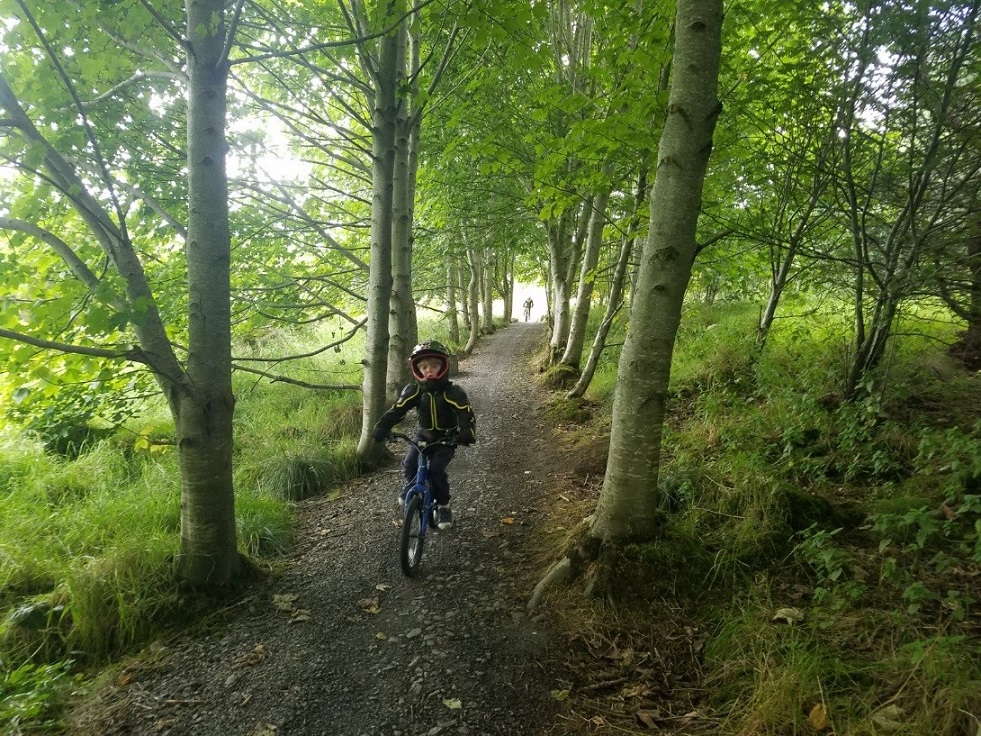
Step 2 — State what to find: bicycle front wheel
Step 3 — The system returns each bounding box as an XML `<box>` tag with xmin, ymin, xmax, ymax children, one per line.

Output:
<box><xmin>399</xmin><ymin>495</ymin><xmax>426</xmax><ymax>576</ymax></box>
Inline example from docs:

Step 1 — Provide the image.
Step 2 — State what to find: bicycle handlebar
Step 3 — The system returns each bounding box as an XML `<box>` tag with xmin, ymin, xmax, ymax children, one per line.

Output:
<box><xmin>390</xmin><ymin>432</ymin><xmax>457</xmax><ymax>450</ymax></box>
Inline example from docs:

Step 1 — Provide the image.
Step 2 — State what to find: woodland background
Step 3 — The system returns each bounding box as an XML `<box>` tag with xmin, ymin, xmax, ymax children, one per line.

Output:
<box><xmin>0</xmin><ymin>0</ymin><xmax>979</xmax><ymax>734</ymax></box>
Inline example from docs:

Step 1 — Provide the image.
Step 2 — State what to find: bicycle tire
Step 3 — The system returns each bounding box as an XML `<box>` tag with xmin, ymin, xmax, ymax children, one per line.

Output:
<box><xmin>399</xmin><ymin>494</ymin><xmax>425</xmax><ymax>576</ymax></box>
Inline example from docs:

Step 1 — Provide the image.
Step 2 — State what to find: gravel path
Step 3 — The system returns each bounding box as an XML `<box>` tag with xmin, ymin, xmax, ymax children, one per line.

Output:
<box><xmin>93</xmin><ymin>322</ymin><xmax>571</xmax><ymax>736</ymax></box>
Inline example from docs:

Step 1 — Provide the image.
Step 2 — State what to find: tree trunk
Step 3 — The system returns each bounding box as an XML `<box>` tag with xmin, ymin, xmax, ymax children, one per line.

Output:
<box><xmin>180</xmin><ymin>0</ymin><xmax>239</xmax><ymax>586</ymax></box>
<box><xmin>589</xmin><ymin>0</ymin><xmax>722</xmax><ymax>545</ymax></box>
<box><xmin>387</xmin><ymin>21</ymin><xmax>414</xmax><ymax>401</ymax></box>
<box><xmin>757</xmin><ymin>138</ymin><xmax>832</xmax><ymax>348</ymax></box>
<box><xmin>464</xmin><ymin>247</ymin><xmax>480</xmax><ymax>354</ymax></box>
<box><xmin>446</xmin><ymin>254</ymin><xmax>460</xmax><ymax>344</ymax></box>
<box><xmin>458</xmin><ymin>254</ymin><xmax>470</xmax><ymax>339</ymax></box>
<box><xmin>569</xmin><ymin>163</ymin><xmax>648</xmax><ymax>399</ymax></box>
<box><xmin>0</xmin><ymin>8</ymin><xmax>242</xmax><ymax>588</ymax></box>
<box><xmin>548</xmin><ymin>199</ymin><xmax>592</xmax><ymax>363</ymax></box>
<box><xmin>502</xmin><ymin>248</ymin><xmax>515</xmax><ymax>323</ymax></box>
<box><xmin>560</xmin><ymin>185</ymin><xmax>611</xmax><ymax>370</ymax></box>
<box><xmin>388</xmin><ymin>15</ymin><xmax>429</xmax><ymax>398</ymax></box>
<box><xmin>481</xmin><ymin>250</ymin><xmax>495</xmax><ymax>334</ymax></box>
<box><xmin>546</xmin><ymin>215</ymin><xmax>572</xmax><ymax>362</ymax></box>
<box><xmin>957</xmin><ymin>228</ymin><xmax>981</xmax><ymax>368</ymax></box>
<box><xmin>357</xmin><ymin>18</ymin><xmax>400</xmax><ymax>459</ymax></box>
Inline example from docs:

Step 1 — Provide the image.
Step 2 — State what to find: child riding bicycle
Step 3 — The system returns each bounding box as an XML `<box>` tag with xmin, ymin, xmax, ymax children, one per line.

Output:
<box><xmin>370</xmin><ymin>340</ymin><xmax>476</xmax><ymax>529</ymax></box>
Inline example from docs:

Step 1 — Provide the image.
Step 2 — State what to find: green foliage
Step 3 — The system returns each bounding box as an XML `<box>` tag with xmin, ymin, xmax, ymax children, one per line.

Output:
<box><xmin>5</xmin><ymin>361</ymin><xmax>153</xmax><ymax>457</ymax></box>
<box><xmin>0</xmin><ymin>659</ymin><xmax>80</xmax><ymax>734</ymax></box>
<box><xmin>793</xmin><ymin>525</ymin><xmax>866</xmax><ymax>608</ymax></box>
<box><xmin>563</xmin><ymin>297</ymin><xmax>980</xmax><ymax>733</ymax></box>
<box><xmin>0</xmin><ymin>320</ymin><xmax>367</xmax><ymax>709</ymax></box>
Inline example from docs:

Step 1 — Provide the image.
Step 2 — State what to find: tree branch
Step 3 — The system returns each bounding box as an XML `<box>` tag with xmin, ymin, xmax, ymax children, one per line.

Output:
<box><xmin>0</xmin><ymin>328</ymin><xmax>146</xmax><ymax>363</ymax></box>
<box><xmin>234</xmin><ymin>317</ymin><xmax>366</xmax><ymax>362</ymax></box>
<box><xmin>232</xmin><ymin>363</ymin><xmax>361</xmax><ymax>391</ymax></box>
<box><xmin>0</xmin><ymin>216</ymin><xmax>104</xmax><ymax>292</ymax></box>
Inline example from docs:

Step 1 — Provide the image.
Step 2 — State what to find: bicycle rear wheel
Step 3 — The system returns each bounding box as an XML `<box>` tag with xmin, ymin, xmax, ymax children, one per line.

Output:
<box><xmin>399</xmin><ymin>495</ymin><xmax>425</xmax><ymax>576</ymax></box>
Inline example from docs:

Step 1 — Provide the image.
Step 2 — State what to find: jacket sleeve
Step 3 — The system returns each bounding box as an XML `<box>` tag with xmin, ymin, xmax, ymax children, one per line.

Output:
<box><xmin>445</xmin><ymin>385</ymin><xmax>476</xmax><ymax>444</ymax></box>
<box><xmin>372</xmin><ymin>384</ymin><xmax>420</xmax><ymax>436</ymax></box>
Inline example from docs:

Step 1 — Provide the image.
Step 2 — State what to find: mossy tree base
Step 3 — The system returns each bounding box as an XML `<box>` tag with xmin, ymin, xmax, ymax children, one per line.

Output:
<box><xmin>529</xmin><ymin>519</ymin><xmax>711</xmax><ymax>610</ymax></box>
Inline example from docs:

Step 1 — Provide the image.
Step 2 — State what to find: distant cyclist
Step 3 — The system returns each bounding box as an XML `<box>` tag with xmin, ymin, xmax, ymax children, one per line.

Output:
<box><xmin>522</xmin><ymin>297</ymin><xmax>534</xmax><ymax>322</ymax></box>
<box><xmin>371</xmin><ymin>340</ymin><xmax>476</xmax><ymax>529</ymax></box>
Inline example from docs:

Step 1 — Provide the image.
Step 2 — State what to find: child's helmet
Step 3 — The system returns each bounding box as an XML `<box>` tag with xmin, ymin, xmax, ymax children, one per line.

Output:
<box><xmin>409</xmin><ymin>340</ymin><xmax>451</xmax><ymax>380</ymax></box>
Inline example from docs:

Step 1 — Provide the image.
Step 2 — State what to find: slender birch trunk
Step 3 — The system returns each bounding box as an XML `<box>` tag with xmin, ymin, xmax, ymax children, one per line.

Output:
<box><xmin>568</xmin><ymin>164</ymin><xmax>648</xmax><ymax>398</ymax></box>
<box><xmin>481</xmin><ymin>251</ymin><xmax>495</xmax><ymax>334</ymax></box>
<box><xmin>446</xmin><ymin>254</ymin><xmax>460</xmax><ymax>344</ymax></box>
<box><xmin>356</xmin><ymin>15</ymin><xmax>400</xmax><ymax>459</ymax></box>
<box><xmin>387</xmin><ymin>22</ymin><xmax>413</xmax><ymax>400</ymax></box>
<box><xmin>464</xmin><ymin>247</ymin><xmax>480</xmax><ymax>354</ymax></box>
<box><xmin>560</xmin><ymin>184</ymin><xmax>611</xmax><ymax>370</ymax></box>
<box><xmin>179</xmin><ymin>0</ymin><xmax>239</xmax><ymax>585</ymax></box>
<box><xmin>589</xmin><ymin>0</ymin><xmax>723</xmax><ymax>544</ymax></box>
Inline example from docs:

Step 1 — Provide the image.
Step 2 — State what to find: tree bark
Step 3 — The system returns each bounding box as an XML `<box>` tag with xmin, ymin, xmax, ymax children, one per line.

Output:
<box><xmin>546</xmin><ymin>213</ymin><xmax>573</xmax><ymax>362</ymax></box>
<box><xmin>446</xmin><ymin>254</ymin><xmax>460</xmax><ymax>344</ymax></box>
<box><xmin>569</xmin><ymin>163</ymin><xmax>648</xmax><ymax>398</ymax></box>
<box><xmin>481</xmin><ymin>250</ymin><xmax>495</xmax><ymax>334</ymax></box>
<box><xmin>357</xmin><ymin>14</ymin><xmax>400</xmax><ymax>459</ymax></box>
<box><xmin>589</xmin><ymin>0</ymin><xmax>723</xmax><ymax>545</ymax></box>
<box><xmin>387</xmin><ymin>20</ymin><xmax>414</xmax><ymax>401</ymax></box>
<box><xmin>180</xmin><ymin>0</ymin><xmax>239</xmax><ymax>586</ymax></box>
<box><xmin>464</xmin><ymin>246</ymin><xmax>480</xmax><ymax>354</ymax></box>
<box><xmin>560</xmin><ymin>185</ymin><xmax>612</xmax><ymax>370</ymax></box>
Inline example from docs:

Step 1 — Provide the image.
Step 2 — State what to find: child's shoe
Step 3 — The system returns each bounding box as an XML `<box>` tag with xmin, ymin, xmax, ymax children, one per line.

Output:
<box><xmin>436</xmin><ymin>505</ymin><xmax>453</xmax><ymax>530</ymax></box>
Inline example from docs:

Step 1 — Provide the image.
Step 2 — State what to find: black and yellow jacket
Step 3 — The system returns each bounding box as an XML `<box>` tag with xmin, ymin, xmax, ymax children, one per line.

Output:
<box><xmin>372</xmin><ymin>378</ymin><xmax>476</xmax><ymax>444</ymax></box>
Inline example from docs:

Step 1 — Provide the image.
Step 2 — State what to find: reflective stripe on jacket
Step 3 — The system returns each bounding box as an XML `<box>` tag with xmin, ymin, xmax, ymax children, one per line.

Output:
<box><xmin>373</xmin><ymin>379</ymin><xmax>476</xmax><ymax>443</ymax></box>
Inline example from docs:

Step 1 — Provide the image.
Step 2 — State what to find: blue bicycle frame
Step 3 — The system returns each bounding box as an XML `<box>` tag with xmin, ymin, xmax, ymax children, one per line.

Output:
<box><xmin>392</xmin><ymin>432</ymin><xmax>454</xmax><ymax>575</ymax></box>
<box><xmin>395</xmin><ymin>433</ymin><xmax>437</xmax><ymax>523</ymax></box>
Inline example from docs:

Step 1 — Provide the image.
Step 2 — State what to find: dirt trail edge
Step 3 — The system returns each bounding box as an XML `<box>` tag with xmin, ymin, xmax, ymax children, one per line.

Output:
<box><xmin>94</xmin><ymin>322</ymin><xmax>572</xmax><ymax>736</ymax></box>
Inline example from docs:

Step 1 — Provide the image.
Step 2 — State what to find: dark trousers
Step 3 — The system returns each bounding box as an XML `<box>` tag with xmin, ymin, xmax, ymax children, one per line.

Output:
<box><xmin>402</xmin><ymin>440</ymin><xmax>456</xmax><ymax>506</ymax></box>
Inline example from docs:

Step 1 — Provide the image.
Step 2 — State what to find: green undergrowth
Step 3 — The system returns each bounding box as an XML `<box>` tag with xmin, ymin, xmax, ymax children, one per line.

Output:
<box><xmin>0</xmin><ymin>319</ymin><xmax>380</xmax><ymax>731</ymax></box>
<box><xmin>560</xmin><ymin>299</ymin><xmax>981</xmax><ymax>735</ymax></box>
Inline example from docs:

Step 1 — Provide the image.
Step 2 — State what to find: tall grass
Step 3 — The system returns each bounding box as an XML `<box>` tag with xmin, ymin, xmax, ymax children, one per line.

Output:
<box><xmin>563</xmin><ymin>296</ymin><xmax>981</xmax><ymax>735</ymax></box>
<box><xmin>0</xmin><ymin>318</ymin><xmax>380</xmax><ymax>728</ymax></box>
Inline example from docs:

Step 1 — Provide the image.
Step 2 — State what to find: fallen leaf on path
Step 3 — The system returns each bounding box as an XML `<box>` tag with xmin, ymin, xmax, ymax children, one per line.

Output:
<box><xmin>808</xmin><ymin>703</ymin><xmax>830</xmax><ymax>731</ymax></box>
<box><xmin>375</xmin><ymin>583</ymin><xmax>391</xmax><ymax>592</ymax></box>
<box><xmin>443</xmin><ymin>698</ymin><xmax>463</xmax><ymax>710</ymax></box>
<box><xmin>290</xmin><ymin>609</ymin><xmax>311</xmax><ymax>623</ymax></box>
<box><xmin>375</xmin><ymin>632</ymin><xmax>387</xmax><ymax>640</ymax></box>
<box><xmin>272</xmin><ymin>594</ymin><xmax>299</xmax><ymax>611</ymax></box>
<box><xmin>357</xmin><ymin>596</ymin><xmax>381</xmax><ymax>613</ymax></box>
<box><xmin>500</xmin><ymin>517</ymin><xmax>515</xmax><ymax>525</ymax></box>
<box><xmin>232</xmin><ymin>644</ymin><xmax>267</xmax><ymax>669</ymax></box>
<box><xmin>247</xmin><ymin>723</ymin><xmax>278</xmax><ymax>736</ymax></box>
<box><xmin>115</xmin><ymin>672</ymin><xmax>133</xmax><ymax>687</ymax></box>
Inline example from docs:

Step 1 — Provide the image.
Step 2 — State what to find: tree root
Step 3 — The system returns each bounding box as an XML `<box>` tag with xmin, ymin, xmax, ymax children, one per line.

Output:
<box><xmin>527</xmin><ymin>522</ymin><xmax>602</xmax><ymax>611</ymax></box>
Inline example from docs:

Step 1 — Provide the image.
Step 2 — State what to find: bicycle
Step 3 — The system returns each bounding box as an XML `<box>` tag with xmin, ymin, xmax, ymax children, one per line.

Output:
<box><xmin>390</xmin><ymin>432</ymin><xmax>457</xmax><ymax>576</ymax></box>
